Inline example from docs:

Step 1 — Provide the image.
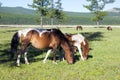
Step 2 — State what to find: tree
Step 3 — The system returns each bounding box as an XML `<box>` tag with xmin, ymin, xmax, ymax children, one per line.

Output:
<box><xmin>47</xmin><ymin>0</ymin><xmax>65</xmax><ymax>26</ymax></box>
<box><xmin>29</xmin><ymin>0</ymin><xmax>51</xmax><ymax>27</ymax></box>
<box><xmin>54</xmin><ymin>0</ymin><xmax>65</xmax><ymax>25</ymax></box>
<box><xmin>47</xmin><ymin>0</ymin><xmax>55</xmax><ymax>26</ymax></box>
<box><xmin>84</xmin><ymin>0</ymin><xmax>115</xmax><ymax>25</ymax></box>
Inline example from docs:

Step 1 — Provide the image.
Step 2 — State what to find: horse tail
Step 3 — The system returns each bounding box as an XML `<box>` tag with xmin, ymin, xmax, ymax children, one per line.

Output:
<box><xmin>10</xmin><ymin>32</ymin><xmax>20</xmax><ymax>60</ymax></box>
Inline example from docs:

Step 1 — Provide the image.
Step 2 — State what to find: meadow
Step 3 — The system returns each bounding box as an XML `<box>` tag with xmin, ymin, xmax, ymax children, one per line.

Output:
<box><xmin>0</xmin><ymin>26</ymin><xmax>120</xmax><ymax>80</ymax></box>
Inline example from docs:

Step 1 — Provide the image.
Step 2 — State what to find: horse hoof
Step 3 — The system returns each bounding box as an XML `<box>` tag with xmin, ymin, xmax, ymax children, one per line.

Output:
<box><xmin>43</xmin><ymin>60</ymin><xmax>47</xmax><ymax>64</ymax></box>
<box><xmin>43</xmin><ymin>61</ymin><xmax>46</xmax><ymax>64</ymax></box>
<box><xmin>67</xmin><ymin>61</ymin><xmax>74</xmax><ymax>65</ymax></box>
<box><xmin>82</xmin><ymin>58</ymin><xmax>87</xmax><ymax>61</ymax></box>
<box><xmin>25</xmin><ymin>62</ymin><xmax>29</xmax><ymax>65</ymax></box>
<box><xmin>53</xmin><ymin>61</ymin><xmax>57</xmax><ymax>64</ymax></box>
<box><xmin>17</xmin><ymin>64</ymin><xmax>20</xmax><ymax>66</ymax></box>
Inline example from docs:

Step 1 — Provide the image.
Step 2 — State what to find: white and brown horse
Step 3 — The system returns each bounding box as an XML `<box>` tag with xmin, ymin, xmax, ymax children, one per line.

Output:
<box><xmin>10</xmin><ymin>28</ymin><xmax>74</xmax><ymax>66</ymax></box>
<box><xmin>43</xmin><ymin>33</ymin><xmax>89</xmax><ymax>63</ymax></box>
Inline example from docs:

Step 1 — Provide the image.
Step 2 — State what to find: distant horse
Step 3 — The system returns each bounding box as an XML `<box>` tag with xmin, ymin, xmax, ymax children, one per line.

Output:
<box><xmin>107</xmin><ymin>26</ymin><xmax>112</xmax><ymax>31</ymax></box>
<box><xmin>76</xmin><ymin>26</ymin><xmax>83</xmax><ymax>30</ymax></box>
<box><xmin>43</xmin><ymin>33</ymin><xmax>89</xmax><ymax>63</ymax></box>
<box><xmin>10</xmin><ymin>28</ymin><xmax>74</xmax><ymax>66</ymax></box>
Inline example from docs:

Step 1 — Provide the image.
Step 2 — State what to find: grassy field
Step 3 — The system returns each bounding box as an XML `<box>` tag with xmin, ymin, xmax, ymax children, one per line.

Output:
<box><xmin>0</xmin><ymin>26</ymin><xmax>120</xmax><ymax>80</ymax></box>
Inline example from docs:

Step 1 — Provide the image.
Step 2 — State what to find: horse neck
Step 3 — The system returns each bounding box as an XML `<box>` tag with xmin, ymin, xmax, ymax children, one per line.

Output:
<box><xmin>61</xmin><ymin>40</ymin><xmax>73</xmax><ymax>53</ymax></box>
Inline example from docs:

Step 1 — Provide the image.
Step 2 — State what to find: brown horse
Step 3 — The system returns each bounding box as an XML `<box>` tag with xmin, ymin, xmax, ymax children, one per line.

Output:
<box><xmin>107</xmin><ymin>26</ymin><xmax>112</xmax><ymax>31</ymax></box>
<box><xmin>10</xmin><ymin>28</ymin><xmax>74</xmax><ymax>66</ymax></box>
<box><xmin>76</xmin><ymin>26</ymin><xmax>83</xmax><ymax>30</ymax></box>
<box><xmin>43</xmin><ymin>33</ymin><xmax>90</xmax><ymax>63</ymax></box>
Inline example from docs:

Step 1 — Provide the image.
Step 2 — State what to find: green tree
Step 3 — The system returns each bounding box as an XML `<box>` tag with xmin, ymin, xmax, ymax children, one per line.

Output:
<box><xmin>47</xmin><ymin>0</ymin><xmax>55</xmax><ymax>26</ymax></box>
<box><xmin>84</xmin><ymin>0</ymin><xmax>115</xmax><ymax>25</ymax></box>
<box><xmin>47</xmin><ymin>0</ymin><xmax>65</xmax><ymax>26</ymax></box>
<box><xmin>29</xmin><ymin>0</ymin><xmax>50</xmax><ymax>27</ymax></box>
<box><xmin>54</xmin><ymin>0</ymin><xmax>65</xmax><ymax>25</ymax></box>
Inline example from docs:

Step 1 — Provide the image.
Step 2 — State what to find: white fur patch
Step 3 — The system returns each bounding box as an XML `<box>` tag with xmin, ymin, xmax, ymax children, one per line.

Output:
<box><xmin>72</xmin><ymin>34</ymin><xmax>86</xmax><ymax>45</ymax></box>
<box><xmin>18</xmin><ymin>28</ymin><xmax>51</xmax><ymax>38</ymax></box>
<box><xmin>18</xmin><ymin>28</ymin><xmax>33</xmax><ymax>37</ymax></box>
<box><xmin>34</xmin><ymin>29</ymin><xmax>49</xmax><ymax>37</ymax></box>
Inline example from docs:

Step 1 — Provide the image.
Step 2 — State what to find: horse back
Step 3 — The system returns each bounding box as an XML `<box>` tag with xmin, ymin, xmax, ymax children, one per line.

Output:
<box><xmin>27</xmin><ymin>30</ymin><xmax>52</xmax><ymax>49</ymax></box>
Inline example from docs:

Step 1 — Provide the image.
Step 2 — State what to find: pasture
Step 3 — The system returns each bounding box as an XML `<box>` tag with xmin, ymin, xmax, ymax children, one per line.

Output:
<box><xmin>0</xmin><ymin>26</ymin><xmax>120</xmax><ymax>80</ymax></box>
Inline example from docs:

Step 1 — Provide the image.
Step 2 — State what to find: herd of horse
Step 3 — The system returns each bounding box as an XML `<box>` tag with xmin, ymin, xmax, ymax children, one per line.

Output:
<box><xmin>10</xmin><ymin>25</ymin><xmax>112</xmax><ymax>66</ymax></box>
<box><xmin>10</xmin><ymin>27</ymin><xmax>90</xmax><ymax>66</ymax></box>
<box><xmin>76</xmin><ymin>25</ymin><xmax>113</xmax><ymax>31</ymax></box>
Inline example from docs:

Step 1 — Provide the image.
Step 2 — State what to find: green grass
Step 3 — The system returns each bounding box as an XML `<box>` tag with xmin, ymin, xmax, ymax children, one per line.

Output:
<box><xmin>0</xmin><ymin>27</ymin><xmax>120</xmax><ymax>80</ymax></box>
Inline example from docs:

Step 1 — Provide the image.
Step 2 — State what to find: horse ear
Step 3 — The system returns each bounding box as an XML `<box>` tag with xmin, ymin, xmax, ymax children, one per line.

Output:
<box><xmin>65</xmin><ymin>33</ymin><xmax>72</xmax><ymax>37</ymax></box>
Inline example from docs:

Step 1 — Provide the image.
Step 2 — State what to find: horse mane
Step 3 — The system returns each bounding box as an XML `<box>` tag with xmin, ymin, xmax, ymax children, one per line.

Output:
<box><xmin>51</xmin><ymin>29</ymin><xmax>73</xmax><ymax>49</ymax></box>
<box><xmin>64</xmin><ymin>33</ymin><xmax>72</xmax><ymax>37</ymax></box>
<box><xmin>51</xmin><ymin>28</ymin><xmax>67</xmax><ymax>40</ymax></box>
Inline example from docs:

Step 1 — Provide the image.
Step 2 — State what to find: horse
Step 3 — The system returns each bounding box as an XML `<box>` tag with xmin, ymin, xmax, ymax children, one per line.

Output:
<box><xmin>107</xmin><ymin>26</ymin><xmax>112</xmax><ymax>31</ymax></box>
<box><xmin>76</xmin><ymin>26</ymin><xmax>83</xmax><ymax>30</ymax></box>
<box><xmin>43</xmin><ymin>33</ymin><xmax>90</xmax><ymax>63</ymax></box>
<box><xmin>10</xmin><ymin>28</ymin><xmax>74</xmax><ymax>66</ymax></box>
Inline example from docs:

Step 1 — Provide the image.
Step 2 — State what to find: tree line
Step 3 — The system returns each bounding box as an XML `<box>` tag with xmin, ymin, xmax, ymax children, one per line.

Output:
<box><xmin>0</xmin><ymin>0</ymin><xmax>116</xmax><ymax>26</ymax></box>
<box><xmin>28</xmin><ymin>0</ymin><xmax>64</xmax><ymax>27</ymax></box>
<box><xmin>28</xmin><ymin>0</ymin><xmax>115</xmax><ymax>26</ymax></box>
<box><xmin>1</xmin><ymin>11</ymin><xmax>120</xmax><ymax>25</ymax></box>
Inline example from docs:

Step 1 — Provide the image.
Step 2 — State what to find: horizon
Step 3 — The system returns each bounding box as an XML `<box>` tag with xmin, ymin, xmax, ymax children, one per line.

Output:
<box><xmin>0</xmin><ymin>0</ymin><xmax>120</xmax><ymax>12</ymax></box>
<box><xmin>1</xmin><ymin>6</ymin><xmax>120</xmax><ymax>13</ymax></box>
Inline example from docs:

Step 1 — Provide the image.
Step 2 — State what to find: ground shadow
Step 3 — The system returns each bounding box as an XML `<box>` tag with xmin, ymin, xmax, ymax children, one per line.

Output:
<box><xmin>0</xmin><ymin>42</ymin><xmax>49</xmax><ymax>65</ymax></box>
<box><xmin>0</xmin><ymin>43</ymin><xmax>11</xmax><ymax>64</ymax></box>
<box><xmin>80</xmin><ymin>31</ymin><xmax>103</xmax><ymax>41</ymax></box>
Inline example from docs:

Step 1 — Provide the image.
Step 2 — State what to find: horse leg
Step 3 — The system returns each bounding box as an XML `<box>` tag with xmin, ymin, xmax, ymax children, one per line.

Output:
<box><xmin>53</xmin><ymin>49</ymin><xmax>57</xmax><ymax>64</ymax></box>
<box><xmin>16</xmin><ymin>49</ymin><xmax>26</xmax><ymax>66</ymax></box>
<box><xmin>77</xmin><ymin>45</ymin><xmax>84</xmax><ymax>61</ymax></box>
<box><xmin>16</xmin><ymin>41</ymin><xmax>29</xmax><ymax>66</ymax></box>
<box><xmin>43</xmin><ymin>49</ymin><xmax>52</xmax><ymax>63</ymax></box>
<box><xmin>59</xmin><ymin>47</ymin><xmax>64</xmax><ymax>61</ymax></box>
<box><xmin>24</xmin><ymin>49</ymin><xmax>29</xmax><ymax>65</ymax></box>
<box><xmin>16</xmin><ymin>52</ymin><xmax>21</xmax><ymax>66</ymax></box>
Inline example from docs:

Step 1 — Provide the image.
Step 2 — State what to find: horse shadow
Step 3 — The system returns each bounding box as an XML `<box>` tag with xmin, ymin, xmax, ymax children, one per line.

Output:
<box><xmin>80</xmin><ymin>32</ymin><xmax>103</xmax><ymax>41</ymax></box>
<box><xmin>74</xmin><ymin>54</ymin><xmax>93</xmax><ymax>62</ymax></box>
<box><xmin>0</xmin><ymin>42</ymin><xmax>49</xmax><ymax>66</ymax></box>
<box><xmin>0</xmin><ymin>43</ymin><xmax>11</xmax><ymax>64</ymax></box>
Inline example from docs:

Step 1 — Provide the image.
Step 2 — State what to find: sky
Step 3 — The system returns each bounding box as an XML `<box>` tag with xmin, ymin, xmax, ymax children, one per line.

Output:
<box><xmin>0</xmin><ymin>0</ymin><xmax>120</xmax><ymax>12</ymax></box>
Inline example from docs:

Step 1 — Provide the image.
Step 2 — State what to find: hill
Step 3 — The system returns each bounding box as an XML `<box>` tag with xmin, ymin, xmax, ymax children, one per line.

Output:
<box><xmin>0</xmin><ymin>7</ymin><xmax>120</xmax><ymax>25</ymax></box>
<box><xmin>0</xmin><ymin>7</ymin><xmax>92</xmax><ymax>17</ymax></box>
<box><xmin>107</xmin><ymin>7</ymin><xmax>120</xmax><ymax>13</ymax></box>
<box><xmin>0</xmin><ymin>7</ymin><xmax>120</xmax><ymax>16</ymax></box>
<box><xmin>0</xmin><ymin>7</ymin><xmax>36</xmax><ymax>15</ymax></box>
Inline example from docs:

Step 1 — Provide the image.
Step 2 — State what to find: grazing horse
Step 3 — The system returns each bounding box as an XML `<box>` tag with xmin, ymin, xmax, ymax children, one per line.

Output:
<box><xmin>10</xmin><ymin>28</ymin><xmax>74</xmax><ymax>66</ymax></box>
<box><xmin>43</xmin><ymin>33</ymin><xmax>89</xmax><ymax>63</ymax></box>
<box><xmin>76</xmin><ymin>26</ymin><xmax>83</xmax><ymax>30</ymax></box>
<box><xmin>107</xmin><ymin>26</ymin><xmax>112</xmax><ymax>31</ymax></box>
